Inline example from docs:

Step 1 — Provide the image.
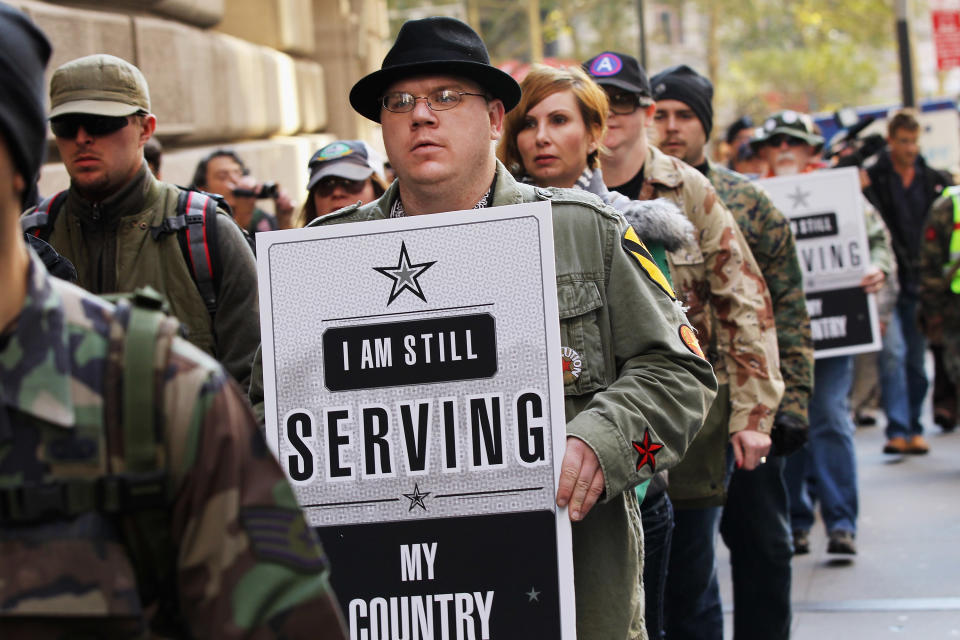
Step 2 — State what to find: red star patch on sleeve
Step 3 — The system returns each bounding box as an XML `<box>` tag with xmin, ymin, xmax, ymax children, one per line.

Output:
<box><xmin>632</xmin><ymin>428</ymin><xmax>664</xmax><ymax>472</ymax></box>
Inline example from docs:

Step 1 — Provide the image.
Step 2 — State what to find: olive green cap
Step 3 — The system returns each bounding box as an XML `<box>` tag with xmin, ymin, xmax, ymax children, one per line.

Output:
<box><xmin>49</xmin><ymin>54</ymin><xmax>150</xmax><ymax>119</ymax></box>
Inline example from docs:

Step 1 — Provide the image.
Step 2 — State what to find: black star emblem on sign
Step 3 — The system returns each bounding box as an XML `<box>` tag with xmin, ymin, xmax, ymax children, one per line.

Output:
<box><xmin>787</xmin><ymin>186</ymin><xmax>811</xmax><ymax>210</ymax></box>
<box><xmin>373</xmin><ymin>241</ymin><xmax>436</xmax><ymax>305</ymax></box>
<box><xmin>632</xmin><ymin>428</ymin><xmax>664</xmax><ymax>472</ymax></box>
<box><xmin>402</xmin><ymin>483</ymin><xmax>430</xmax><ymax>512</ymax></box>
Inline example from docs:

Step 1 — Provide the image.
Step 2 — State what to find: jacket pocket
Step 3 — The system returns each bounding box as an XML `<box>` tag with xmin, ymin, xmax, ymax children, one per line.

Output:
<box><xmin>558</xmin><ymin>280</ymin><xmax>608</xmax><ymax>396</ymax></box>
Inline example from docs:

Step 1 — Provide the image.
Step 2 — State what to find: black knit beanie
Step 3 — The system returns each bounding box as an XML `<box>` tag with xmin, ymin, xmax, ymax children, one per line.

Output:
<box><xmin>0</xmin><ymin>2</ymin><xmax>51</xmax><ymax>208</ymax></box>
<box><xmin>650</xmin><ymin>65</ymin><xmax>714</xmax><ymax>139</ymax></box>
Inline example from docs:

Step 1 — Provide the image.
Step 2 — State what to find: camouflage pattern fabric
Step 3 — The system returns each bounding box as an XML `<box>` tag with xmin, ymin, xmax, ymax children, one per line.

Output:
<box><xmin>920</xmin><ymin>195</ymin><xmax>960</xmax><ymax>401</ymax></box>
<box><xmin>919</xmin><ymin>194</ymin><xmax>960</xmax><ymax>336</ymax></box>
<box><xmin>0</xmin><ymin>251</ymin><xmax>347</xmax><ymax>639</ymax></box>
<box><xmin>636</xmin><ymin>145</ymin><xmax>784</xmax><ymax>435</ymax></box>
<box><xmin>707</xmin><ymin>161</ymin><xmax>814</xmax><ymax>426</ymax></box>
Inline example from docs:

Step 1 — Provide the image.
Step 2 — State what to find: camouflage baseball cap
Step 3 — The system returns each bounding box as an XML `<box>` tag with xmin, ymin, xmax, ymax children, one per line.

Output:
<box><xmin>49</xmin><ymin>54</ymin><xmax>150</xmax><ymax>119</ymax></box>
<box><xmin>751</xmin><ymin>110</ymin><xmax>824</xmax><ymax>151</ymax></box>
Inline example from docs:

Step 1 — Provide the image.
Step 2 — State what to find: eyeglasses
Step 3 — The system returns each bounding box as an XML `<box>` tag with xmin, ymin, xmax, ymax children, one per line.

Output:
<box><xmin>51</xmin><ymin>114</ymin><xmax>132</xmax><ymax>139</ymax></box>
<box><xmin>381</xmin><ymin>89</ymin><xmax>487</xmax><ymax>114</ymax></box>
<box><xmin>314</xmin><ymin>176</ymin><xmax>368</xmax><ymax>197</ymax></box>
<box><xmin>604</xmin><ymin>91</ymin><xmax>650</xmax><ymax>115</ymax></box>
<box><xmin>765</xmin><ymin>134</ymin><xmax>808</xmax><ymax>148</ymax></box>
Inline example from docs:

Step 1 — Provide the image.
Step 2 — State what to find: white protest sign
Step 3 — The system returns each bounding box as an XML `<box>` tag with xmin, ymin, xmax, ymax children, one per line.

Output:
<box><xmin>758</xmin><ymin>167</ymin><xmax>882</xmax><ymax>358</ymax></box>
<box><xmin>257</xmin><ymin>201</ymin><xmax>575</xmax><ymax>640</ymax></box>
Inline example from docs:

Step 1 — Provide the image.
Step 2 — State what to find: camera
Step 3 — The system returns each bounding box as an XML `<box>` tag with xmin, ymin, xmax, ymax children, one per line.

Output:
<box><xmin>826</xmin><ymin>108</ymin><xmax>886</xmax><ymax>169</ymax></box>
<box><xmin>232</xmin><ymin>181</ymin><xmax>279</xmax><ymax>199</ymax></box>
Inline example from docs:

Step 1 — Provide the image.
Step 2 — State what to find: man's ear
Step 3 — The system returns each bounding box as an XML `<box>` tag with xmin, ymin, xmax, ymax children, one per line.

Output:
<box><xmin>138</xmin><ymin>114</ymin><xmax>157</xmax><ymax>147</ymax></box>
<box><xmin>488</xmin><ymin>99</ymin><xmax>506</xmax><ymax>141</ymax></box>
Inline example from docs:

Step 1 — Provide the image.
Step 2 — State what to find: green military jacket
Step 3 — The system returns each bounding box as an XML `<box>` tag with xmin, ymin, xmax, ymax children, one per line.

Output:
<box><xmin>22</xmin><ymin>163</ymin><xmax>260</xmax><ymax>389</ymax></box>
<box><xmin>302</xmin><ymin>161</ymin><xmax>718</xmax><ymax>640</ymax></box>
<box><xmin>707</xmin><ymin>161</ymin><xmax>814</xmax><ymax>426</ymax></box>
<box><xmin>0</xmin><ymin>252</ymin><xmax>346</xmax><ymax>638</ymax></box>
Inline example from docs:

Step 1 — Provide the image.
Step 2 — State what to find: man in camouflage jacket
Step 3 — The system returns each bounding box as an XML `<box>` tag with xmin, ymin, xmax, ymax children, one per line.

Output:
<box><xmin>0</xmin><ymin>4</ymin><xmax>347</xmax><ymax>637</ymax></box>
<box><xmin>650</xmin><ymin>64</ymin><xmax>813</xmax><ymax>640</ymax></box>
<box><xmin>585</xmin><ymin>52</ymin><xmax>784</xmax><ymax>640</ymax></box>
<box><xmin>919</xmin><ymin>190</ymin><xmax>960</xmax><ymax>429</ymax></box>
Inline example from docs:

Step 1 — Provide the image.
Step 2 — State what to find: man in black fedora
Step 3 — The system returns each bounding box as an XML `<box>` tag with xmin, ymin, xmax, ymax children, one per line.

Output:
<box><xmin>251</xmin><ymin>15</ymin><xmax>716</xmax><ymax>640</ymax></box>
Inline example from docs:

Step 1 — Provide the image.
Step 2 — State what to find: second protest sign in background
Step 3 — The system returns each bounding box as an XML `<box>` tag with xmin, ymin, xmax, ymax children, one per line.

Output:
<box><xmin>257</xmin><ymin>201</ymin><xmax>575</xmax><ymax>640</ymax></box>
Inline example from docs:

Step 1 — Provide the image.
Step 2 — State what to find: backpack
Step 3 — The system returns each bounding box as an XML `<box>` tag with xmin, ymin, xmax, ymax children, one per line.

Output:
<box><xmin>0</xmin><ymin>288</ymin><xmax>186</xmax><ymax>635</ymax></box>
<box><xmin>21</xmin><ymin>188</ymin><xmax>241</xmax><ymax>318</ymax></box>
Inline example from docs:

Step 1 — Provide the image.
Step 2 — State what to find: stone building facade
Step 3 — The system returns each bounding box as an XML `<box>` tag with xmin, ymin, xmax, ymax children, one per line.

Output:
<box><xmin>18</xmin><ymin>0</ymin><xmax>389</xmax><ymax>214</ymax></box>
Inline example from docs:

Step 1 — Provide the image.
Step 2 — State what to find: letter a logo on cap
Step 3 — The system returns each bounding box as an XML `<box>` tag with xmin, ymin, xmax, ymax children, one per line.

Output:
<box><xmin>590</xmin><ymin>53</ymin><xmax>623</xmax><ymax>77</ymax></box>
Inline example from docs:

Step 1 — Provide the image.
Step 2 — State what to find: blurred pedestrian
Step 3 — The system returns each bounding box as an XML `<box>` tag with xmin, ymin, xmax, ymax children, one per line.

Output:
<box><xmin>192</xmin><ymin>148</ymin><xmax>297</xmax><ymax>233</ymax></box>
<box><xmin>863</xmin><ymin>110</ymin><xmax>953</xmax><ymax>447</ymax></box>
<box><xmin>919</xmin><ymin>187</ymin><xmax>960</xmax><ymax>431</ymax></box>
<box><xmin>296</xmin><ymin>139</ymin><xmax>387</xmax><ymax>226</ymax></box>
<box><xmin>753</xmin><ymin>110</ymin><xmax>895</xmax><ymax>556</ymax></box>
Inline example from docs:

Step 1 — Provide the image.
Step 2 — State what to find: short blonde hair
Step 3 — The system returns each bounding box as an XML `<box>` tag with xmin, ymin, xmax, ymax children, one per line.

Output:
<box><xmin>498</xmin><ymin>64</ymin><xmax>609</xmax><ymax>177</ymax></box>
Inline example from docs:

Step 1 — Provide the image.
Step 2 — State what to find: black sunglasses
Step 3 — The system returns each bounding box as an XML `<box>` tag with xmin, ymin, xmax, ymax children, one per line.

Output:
<box><xmin>604</xmin><ymin>90</ymin><xmax>650</xmax><ymax>115</ymax></box>
<box><xmin>765</xmin><ymin>134</ymin><xmax>807</xmax><ymax>148</ymax></box>
<box><xmin>51</xmin><ymin>114</ymin><xmax>132</xmax><ymax>139</ymax></box>
<box><xmin>314</xmin><ymin>176</ymin><xmax>368</xmax><ymax>197</ymax></box>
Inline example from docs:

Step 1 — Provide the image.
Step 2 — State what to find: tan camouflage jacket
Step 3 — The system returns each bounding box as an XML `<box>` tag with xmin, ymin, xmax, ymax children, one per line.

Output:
<box><xmin>636</xmin><ymin>146</ymin><xmax>784</xmax><ymax>435</ymax></box>
<box><xmin>0</xmin><ymin>252</ymin><xmax>347</xmax><ymax>639</ymax></box>
<box><xmin>707</xmin><ymin>161</ymin><xmax>814</xmax><ymax>426</ymax></box>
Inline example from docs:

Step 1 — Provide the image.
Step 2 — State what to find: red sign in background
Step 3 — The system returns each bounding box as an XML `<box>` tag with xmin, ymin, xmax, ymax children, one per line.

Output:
<box><xmin>933</xmin><ymin>10</ymin><xmax>960</xmax><ymax>70</ymax></box>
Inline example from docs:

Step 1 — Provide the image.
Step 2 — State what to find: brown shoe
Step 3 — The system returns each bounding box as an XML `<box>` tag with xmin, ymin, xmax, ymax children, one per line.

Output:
<box><xmin>827</xmin><ymin>529</ymin><xmax>857</xmax><ymax>555</ymax></box>
<box><xmin>883</xmin><ymin>436</ymin><xmax>909</xmax><ymax>454</ymax></box>
<box><xmin>907</xmin><ymin>435</ymin><xmax>930</xmax><ymax>454</ymax></box>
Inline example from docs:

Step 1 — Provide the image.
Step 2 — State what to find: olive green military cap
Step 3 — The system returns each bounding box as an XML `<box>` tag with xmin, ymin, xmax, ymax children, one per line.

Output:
<box><xmin>49</xmin><ymin>54</ymin><xmax>150</xmax><ymax>119</ymax></box>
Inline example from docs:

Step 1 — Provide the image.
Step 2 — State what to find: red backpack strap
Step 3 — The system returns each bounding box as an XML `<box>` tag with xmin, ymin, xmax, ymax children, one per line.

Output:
<box><xmin>173</xmin><ymin>190</ymin><xmax>219</xmax><ymax>316</ymax></box>
<box><xmin>20</xmin><ymin>190</ymin><xmax>67</xmax><ymax>239</ymax></box>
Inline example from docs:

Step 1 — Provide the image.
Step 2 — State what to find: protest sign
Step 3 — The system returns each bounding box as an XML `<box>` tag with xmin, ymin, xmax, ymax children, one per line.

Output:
<box><xmin>759</xmin><ymin>167</ymin><xmax>882</xmax><ymax>358</ymax></box>
<box><xmin>257</xmin><ymin>201</ymin><xmax>575</xmax><ymax>639</ymax></box>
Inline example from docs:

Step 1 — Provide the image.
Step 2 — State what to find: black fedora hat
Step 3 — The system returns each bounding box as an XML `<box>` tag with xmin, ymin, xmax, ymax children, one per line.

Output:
<box><xmin>349</xmin><ymin>16</ymin><xmax>521</xmax><ymax>123</ymax></box>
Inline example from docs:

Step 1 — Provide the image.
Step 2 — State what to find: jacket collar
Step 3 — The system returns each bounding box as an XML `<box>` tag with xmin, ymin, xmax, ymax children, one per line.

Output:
<box><xmin>644</xmin><ymin>145</ymin><xmax>684</xmax><ymax>189</ymax></box>
<box><xmin>0</xmin><ymin>251</ymin><xmax>77</xmax><ymax>429</ymax></box>
<box><xmin>66</xmin><ymin>160</ymin><xmax>161</xmax><ymax>227</ymax></box>
<box><xmin>370</xmin><ymin>160</ymin><xmax>524</xmax><ymax>217</ymax></box>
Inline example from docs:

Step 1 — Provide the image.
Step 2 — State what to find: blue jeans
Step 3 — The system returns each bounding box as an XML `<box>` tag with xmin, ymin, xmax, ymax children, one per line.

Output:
<box><xmin>880</xmin><ymin>295</ymin><xmax>928</xmax><ymax>439</ymax></box>
<box><xmin>664</xmin><ymin>505</ymin><xmax>723</xmax><ymax>640</ymax></box>
<box><xmin>640</xmin><ymin>490</ymin><xmax>674</xmax><ymax>640</ymax></box>
<box><xmin>720</xmin><ymin>455</ymin><xmax>793</xmax><ymax>640</ymax></box>
<box><xmin>785</xmin><ymin>355</ymin><xmax>858</xmax><ymax>534</ymax></box>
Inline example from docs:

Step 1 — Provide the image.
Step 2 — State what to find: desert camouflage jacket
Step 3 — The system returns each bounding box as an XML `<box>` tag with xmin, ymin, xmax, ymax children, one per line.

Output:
<box><xmin>636</xmin><ymin>146</ymin><xmax>784</xmax><ymax>435</ymax></box>
<box><xmin>0</xmin><ymin>251</ymin><xmax>346</xmax><ymax>639</ymax></box>
<box><xmin>707</xmin><ymin>161</ymin><xmax>814</xmax><ymax>425</ymax></box>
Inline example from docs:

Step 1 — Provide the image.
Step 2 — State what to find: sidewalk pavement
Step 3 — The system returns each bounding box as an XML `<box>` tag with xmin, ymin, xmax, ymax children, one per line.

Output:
<box><xmin>718</xmin><ymin>416</ymin><xmax>960</xmax><ymax>638</ymax></box>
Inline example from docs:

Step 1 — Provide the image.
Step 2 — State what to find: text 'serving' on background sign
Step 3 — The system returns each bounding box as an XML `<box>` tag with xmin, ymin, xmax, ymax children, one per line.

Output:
<box><xmin>758</xmin><ymin>167</ymin><xmax>881</xmax><ymax>358</ymax></box>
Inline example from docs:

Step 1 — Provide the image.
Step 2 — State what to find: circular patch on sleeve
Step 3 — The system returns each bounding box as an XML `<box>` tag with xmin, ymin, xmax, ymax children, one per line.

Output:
<box><xmin>679</xmin><ymin>325</ymin><xmax>705</xmax><ymax>359</ymax></box>
<box><xmin>561</xmin><ymin>346</ymin><xmax>583</xmax><ymax>384</ymax></box>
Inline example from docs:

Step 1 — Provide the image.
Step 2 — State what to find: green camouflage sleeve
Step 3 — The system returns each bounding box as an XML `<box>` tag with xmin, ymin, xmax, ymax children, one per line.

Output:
<box><xmin>919</xmin><ymin>195</ymin><xmax>954</xmax><ymax>330</ymax></box>
<box><xmin>740</xmin><ymin>185</ymin><xmax>813</xmax><ymax>424</ymax></box>
<box><xmin>164</xmin><ymin>339</ymin><xmax>347</xmax><ymax>639</ymax></box>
